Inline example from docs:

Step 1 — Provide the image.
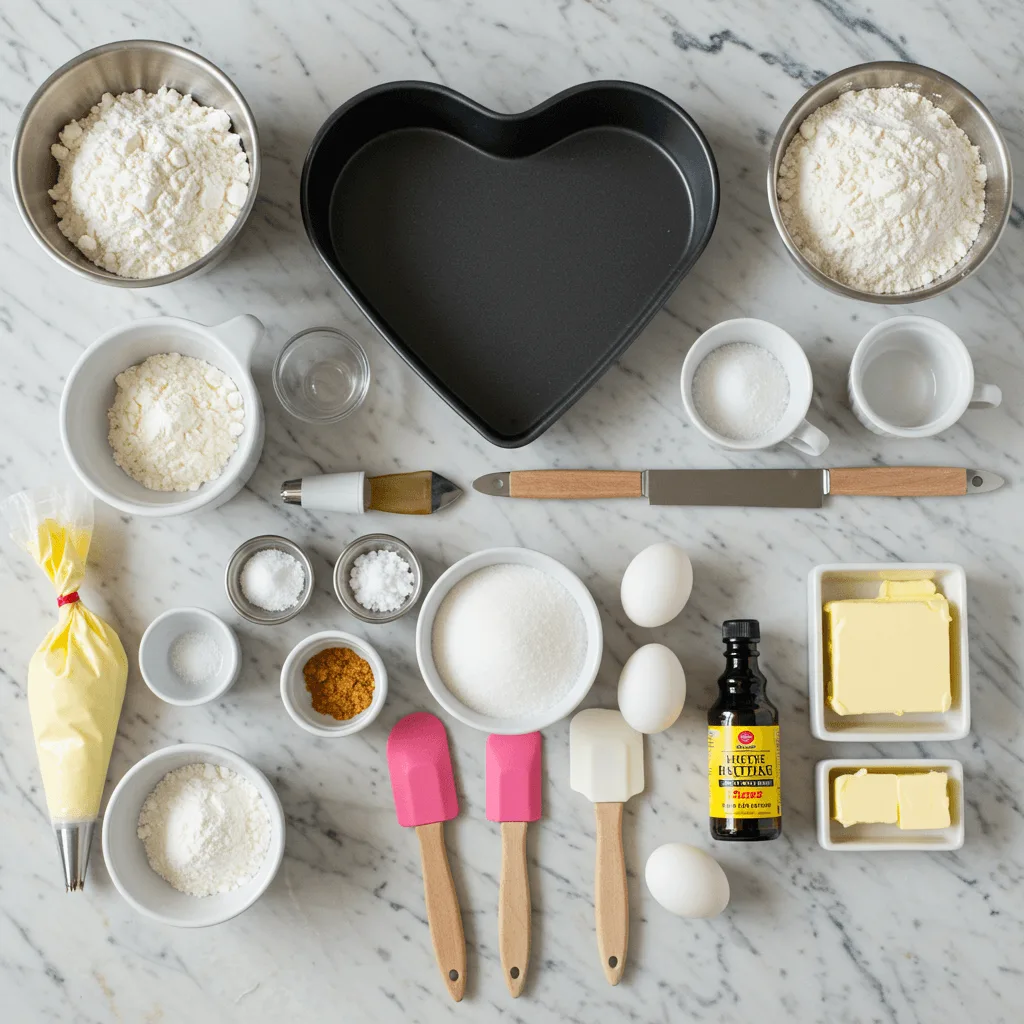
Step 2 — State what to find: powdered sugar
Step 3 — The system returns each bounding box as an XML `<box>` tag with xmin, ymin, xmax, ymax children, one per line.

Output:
<box><xmin>107</xmin><ymin>352</ymin><xmax>244</xmax><ymax>492</ymax></box>
<box><xmin>48</xmin><ymin>87</ymin><xmax>250</xmax><ymax>279</ymax></box>
<box><xmin>777</xmin><ymin>87</ymin><xmax>986</xmax><ymax>294</ymax></box>
<box><xmin>137</xmin><ymin>762</ymin><xmax>271</xmax><ymax>897</ymax></box>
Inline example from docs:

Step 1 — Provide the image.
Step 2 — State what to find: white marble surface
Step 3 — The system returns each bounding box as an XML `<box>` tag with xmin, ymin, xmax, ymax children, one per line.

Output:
<box><xmin>1</xmin><ymin>1</ymin><xmax>1022</xmax><ymax>1021</ymax></box>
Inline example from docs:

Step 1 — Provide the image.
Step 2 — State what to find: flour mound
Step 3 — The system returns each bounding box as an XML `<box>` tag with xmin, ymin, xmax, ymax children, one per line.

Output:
<box><xmin>777</xmin><ymin>87</ymin><xmax>986</xmax><ymax>294</ymax></box>
<box><xmin>48</xmin><ymin>87</ymin><xmax>250</xmax><ymax>279</ymax></box>
<box><xmin>137</xmin><ymin>762</ymin><xmax>271</xmax><ymax>898</ymax></box>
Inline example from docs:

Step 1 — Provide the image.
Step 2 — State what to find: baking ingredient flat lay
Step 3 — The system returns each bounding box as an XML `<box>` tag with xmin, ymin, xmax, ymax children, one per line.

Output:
<box><xmin>240</xmin><ymin>548</ymin><xmax>306</xmax><ymax>611</ymax></box>
<box><xmin>570</xmin><ymin>709</ymin><xmax>644</xmax><ymax>986</ymax></box>
<box><xmin>708</xmin><ymin>620</ymin><xmax>781</xmax><ymax>842</ymax></box>
<box><xmin>777</xmin><ymin>87</ymin><xmax>986</xmax><ymax>294</ymax></box>
<box><xmin>834</xmin><ymin>769</ymin><xmax>950</xmax><ymax>829</ymax></box>
<box><xmin>137</xmin><ymin>762</ymin><xmax>271</xmax><ymax>897</ymax></box>
<box><xmin>169</xmin><ymin>630</ymin><xmax>223</xmax><ymax>685</ymax></box>
<box><xmin>432</xmin><ymin>564</ymin><xmax>586</xmax><ymax>718</ymax></box>
<box><xmin>617</xmin><ymin>643</ymin><xmax>686</xmax><ymax>734</ymax></box>
<box><xmin>1</xmin><ymin>485</ymin><xmax>128</xmax><ymax>891</ymax></box>
<box><xmin>691</xmin><ymin>342</ymin><xmax>790</xmax><ymax>441</ymax></box>
<box><xmin>644</xmin><ymin>844</ymin><xmax>730</xmax><ymax>918</ymax></box>
<box><xmin>620</xmin><ymin>541</ymin><xmax>693</xmax><ymax>627</ymax></box>
<box><xmin>108</xmin><ymin>352</ymin><xmax>245</xmax><ymax>492</ymax></box>
<box><xmin>825</xmin><ymin>579</ymin><xmax>952</xmax><ymax>715</ymax></box>
<box><xmin>350</xmin><ymin>548</ymin><xmax>416</xmax><ymax>612</ymax></box>
<box><xmin>387</xmin><ymin>713</ymin><xmax>467</xmax><ymax>1002</ymax></box>
<box><xmin>48</xmin><ymin>87</ymin><xmax>250</xmax><ymax>278</ymax></box>
<box><xmin>303</xmin><ymin>646</ymin><xmax>375</xmax><ymax>720</ymax></box>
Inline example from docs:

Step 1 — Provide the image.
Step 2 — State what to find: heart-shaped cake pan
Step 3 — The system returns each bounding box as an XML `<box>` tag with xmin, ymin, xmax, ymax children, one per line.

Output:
<box><xmin>302</xmin><ymin>81</ymin><xmax>719</xmax><ymax>447</ymax></box>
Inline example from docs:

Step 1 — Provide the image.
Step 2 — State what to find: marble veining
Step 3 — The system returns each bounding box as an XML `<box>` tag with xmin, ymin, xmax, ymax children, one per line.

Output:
<box><xmin>1</xmin><ymin>1</ymin><xmax>1022</xmax><ymax>1022</ymax></box>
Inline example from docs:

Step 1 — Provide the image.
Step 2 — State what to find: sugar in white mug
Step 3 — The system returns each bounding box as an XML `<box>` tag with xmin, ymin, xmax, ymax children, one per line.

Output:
<box><xmin>849</xmin><ymin>316</ymin><xmax>1001</xmax><ymax>438</ymax></box>
<box><xmin>681</xmin><ymin>318</ymin><xmax>830</xmax><ymax>456</ymax></box>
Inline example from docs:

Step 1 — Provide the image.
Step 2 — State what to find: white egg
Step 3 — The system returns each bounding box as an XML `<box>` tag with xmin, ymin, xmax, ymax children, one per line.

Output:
<box><xmin>617</xmin><ymin>643</ymin><xmax>686</xmax><ymax>733</ymax></box>
<box><xmin>645</xmin><ymin>843</ymin><xmax>730</xmax><ymax>918</ymax></box>
<box><xmin>620</xmin><ymin>542</ymin><xmax>693</xmax><ymax>628</ymax></box>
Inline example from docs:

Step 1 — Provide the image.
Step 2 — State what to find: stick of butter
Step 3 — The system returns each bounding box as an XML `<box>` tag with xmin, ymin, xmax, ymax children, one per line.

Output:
<box><xmin>833</xmin><ymin>769</ymin><xmax>950</xmax><ymax>830</ymax></box>
<box><xmin>825</xmin><ymin>579</ymin><xmax>952</xmax><ymax>716</ymax></box>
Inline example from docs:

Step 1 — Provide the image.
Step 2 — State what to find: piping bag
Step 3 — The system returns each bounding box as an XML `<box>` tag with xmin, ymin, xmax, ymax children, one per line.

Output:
<box><xmin>1</xmin><ymin>485</ymin><xmax>128</xmax><ymax>891</ymax></box>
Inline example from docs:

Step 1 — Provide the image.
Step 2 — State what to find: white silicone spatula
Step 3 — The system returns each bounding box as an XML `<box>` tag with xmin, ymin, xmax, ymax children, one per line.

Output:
<box><xmin>569</xmin><ymin>708</ymin><xmax>644</xmax><ymax>986</ymax></box>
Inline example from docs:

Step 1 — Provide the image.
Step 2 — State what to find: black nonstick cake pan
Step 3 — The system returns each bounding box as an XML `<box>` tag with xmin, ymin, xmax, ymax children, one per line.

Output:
<box><xmin>302</xmin><ymin>81</ymin><xmax>719</xmax><ymax>447</ymax></box>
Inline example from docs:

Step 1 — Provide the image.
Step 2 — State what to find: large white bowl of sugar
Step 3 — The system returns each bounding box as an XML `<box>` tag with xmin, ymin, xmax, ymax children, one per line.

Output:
<box><xmin>415</xmin><ymin>547</ymin><xmax>603</xmax><ymax>734</ymax></box>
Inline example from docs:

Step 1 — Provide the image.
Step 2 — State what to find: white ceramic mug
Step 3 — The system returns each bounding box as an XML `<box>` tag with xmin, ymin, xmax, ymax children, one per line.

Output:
<box><xmin>849</xmin><ymin>316</ymin><xmax>1001</xmax><ymax>438</ymax></box>
<box><xmin>681</xmin><ymin>318</ymin><xmax>830</xmax><ymax>456</ymax></box>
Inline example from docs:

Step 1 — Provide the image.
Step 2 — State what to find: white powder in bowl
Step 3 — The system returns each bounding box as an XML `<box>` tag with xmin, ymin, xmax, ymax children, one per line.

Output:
<box><xmin>169</xmin><ymin>630</ymin><xmax>223</xmax><ymax>685</ymax></box>
<box><xmin>240</xmin><ymin>548</ymin><xmax>306</xmax><ymax>612</ymax></box>
<box><xmin>692</xmin><ymin>342</ymin><xmax>790</xmax><ymax>441</ymax></box>
<box><xmin>431</xmin><ymin>563</ymin><xmax>587</xmax><ymax>719</ymax></box>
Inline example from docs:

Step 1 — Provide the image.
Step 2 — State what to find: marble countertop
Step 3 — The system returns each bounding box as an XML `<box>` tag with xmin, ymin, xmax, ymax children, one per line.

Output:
<box><xmin>2</xmin><ymin>1</ymin><xmax>1022</xmax><ymax>1021</ymax></box>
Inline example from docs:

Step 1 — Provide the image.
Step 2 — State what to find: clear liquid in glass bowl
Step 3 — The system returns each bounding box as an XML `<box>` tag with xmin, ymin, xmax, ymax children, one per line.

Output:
<box><xmin>273</xmin><ymin>327</ymin><xmax>371</xmax><ymax>423</ymax></box>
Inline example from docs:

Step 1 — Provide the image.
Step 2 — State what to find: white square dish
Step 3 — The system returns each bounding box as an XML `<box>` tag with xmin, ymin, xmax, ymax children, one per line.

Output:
<box><xmin>816</xmin><ymin>759</ymin><xmax>965</xmax><ymax>852</ymax></box>
<box><xmin>807</xmin><ymin>563</ymin><xmax>969</xmax><ymax>741</ymax></box>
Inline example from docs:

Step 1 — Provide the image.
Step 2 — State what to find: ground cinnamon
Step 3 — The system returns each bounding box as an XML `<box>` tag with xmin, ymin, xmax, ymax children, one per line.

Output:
<box><xmin>303</xmin><ymin>646</ymin><xmax>375</xmax><ymax>720</ymax></box>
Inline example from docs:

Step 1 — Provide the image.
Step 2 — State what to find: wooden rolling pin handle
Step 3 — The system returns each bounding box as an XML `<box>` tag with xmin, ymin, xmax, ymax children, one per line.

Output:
<box><xmin>594</xmin><ymin>802</ymin><xmax>628</xmax><ymax>986</ymax></box>
<box><xmin>416</xmin><ymin>821</ymin><xmax>467</xmax><ymax>1002</ymax></box>
<box><xmin>828</xmin><ymin>467</ymin><xmax>967</xmax><ymax>497</ymax></box>
<box><xmin>509</xmin><ymin>470</ymin><xmax>643</xmax><ymax>500</ymax></box>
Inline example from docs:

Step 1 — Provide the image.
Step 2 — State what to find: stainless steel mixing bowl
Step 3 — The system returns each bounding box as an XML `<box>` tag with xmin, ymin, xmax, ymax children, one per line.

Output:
<box><xmin>767</xmin><ymin>62</ymin><xmax>1012</xmax><ymax>303</ymax></box>
<box><xmin>11</xmin><ymin>39</ymin><xmax>261</xmax><ymax>287</ymax></box>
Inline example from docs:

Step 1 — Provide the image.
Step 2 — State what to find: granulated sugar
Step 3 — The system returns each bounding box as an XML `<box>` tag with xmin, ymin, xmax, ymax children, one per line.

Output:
<box><xmin>692</xmin><ymin>342</ymin><xmax>790</xmax><ymax>441</ymax></box>
<box><xmin>431</xmin><ymin>563</ymin><xmax>586</xmax><ymax>718</ymax></box>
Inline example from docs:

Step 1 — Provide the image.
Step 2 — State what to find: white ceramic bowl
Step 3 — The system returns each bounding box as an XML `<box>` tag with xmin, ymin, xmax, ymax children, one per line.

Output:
<box><xmin>808</xmin><ymin>563</ymin><xmax>970</xmax><ymax>742</ymax></box>
<box><xmin>102</xmin><ymin>743</ymin><xmax>285</xmax><ymax>927</ymax></box>
<box><xmin>415</xmin><ymin>547</ymin><xmax>603</xmax><ymax>734</ymax></box>
<box><xmin>280</xmin><ymin>630</ymin><xmax>388</xmax><ymax>737</ymax></box>
<box><xmin>60</xmin><ymin>314</ymin><xmax>265</xmax><ymax>516</ymax></box>
<box><xmin>138</xmin><ymin>607</ymin><xmax>240</xmax><ymax>706</ymax></box>
<box><xmin>815</xmin><ymin>758</ymin><xmax>965</xmax><ymax>852</ymax></box>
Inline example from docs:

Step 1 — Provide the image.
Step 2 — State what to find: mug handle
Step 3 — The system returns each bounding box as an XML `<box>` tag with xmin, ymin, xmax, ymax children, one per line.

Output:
<box><xmin>785</xmin><ymin>419</ymin><xmax>830</xmax><ymax>456</ymax></box>
<box><xmin>969</xmin><ymin>383</ymin><xmax>1001</xmax><ymax>410</ymax></box>
<box><xmin>210</xmin><ymin>315</ymin><xmax>264</xmax><ymax>369</ymax></box>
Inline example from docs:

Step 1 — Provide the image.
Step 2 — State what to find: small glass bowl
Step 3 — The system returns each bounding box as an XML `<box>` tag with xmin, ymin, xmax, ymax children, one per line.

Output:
<box><xmin>273</xmin><ymin>327</ymin><xmax>371</xmax><ymax>423</ymax></box>
<box><xmin>334</xmin><ymin>534</ymin><xmax>423</xmax><ymax>624</ymax></box>
<box><xmin>225</xmin><ymin>535</ymin><xmax>315</xmax><ymax>625</ymax></box>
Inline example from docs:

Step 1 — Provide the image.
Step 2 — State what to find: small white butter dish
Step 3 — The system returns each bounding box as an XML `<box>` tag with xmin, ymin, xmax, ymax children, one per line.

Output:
<box><xmin>807</xmin><ymin>563</ymin><xmax>970</xmax><ymax>742</ymax></box>
<box><xmin>816</xmin><ymin>759</ymin><xmax>964</xmax><ymax>852</ymax></box>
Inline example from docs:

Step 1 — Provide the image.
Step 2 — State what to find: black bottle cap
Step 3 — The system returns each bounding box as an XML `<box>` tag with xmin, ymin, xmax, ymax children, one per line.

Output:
<box><xmin>723</xmin><ymin>619</ymin><xmax>760</xmax><ymax>641</ymax></box>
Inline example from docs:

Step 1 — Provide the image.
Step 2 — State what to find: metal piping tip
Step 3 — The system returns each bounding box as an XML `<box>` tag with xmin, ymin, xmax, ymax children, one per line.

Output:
<box><xmin>432</xmin><ymin>473</ymin><xmax>463</xmax><ymax>512</ymax></box>
<box><xmin>55</xmin><ymin>821</ymin><xmax>95</xmax><ymax>892</ymax></box>
<box><xmin>966</xmin><ymin>469</ymin><xmax>1004</xmax><ymax>494</ymax></box>
<box><xmin>281</xmin><ymin>479</ymin><xmax>302</xmax><ymax>504</ymax></box>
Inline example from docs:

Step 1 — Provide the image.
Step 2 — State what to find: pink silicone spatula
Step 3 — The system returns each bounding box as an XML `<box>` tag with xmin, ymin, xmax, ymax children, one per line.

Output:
<box><xmin>387</xmin><ymin>712</ymin><xmax>467</xmax><ymax>1002</ymax></box>
<box><xmin>486</xmin><ymin>732</ymin><xmax>542</xmax><ymax>997</ymax></box>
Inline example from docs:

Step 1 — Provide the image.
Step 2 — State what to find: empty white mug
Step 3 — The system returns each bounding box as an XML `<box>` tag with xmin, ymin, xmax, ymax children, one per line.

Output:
<box><xmin>681</xmin><ymin>318</ymin><xmax>830</xmax><ymax>456</ymax></box>
<box><xmin>849</xmin><ymin>316</ymin><xmax>1001</xmax><ymax>438</ymax></box>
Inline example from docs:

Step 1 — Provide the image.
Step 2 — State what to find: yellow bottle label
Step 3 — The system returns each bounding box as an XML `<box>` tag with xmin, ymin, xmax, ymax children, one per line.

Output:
<box><xmin>708</xmin><ymin>725</ymin><xmax>781</xmax><ymax>819</ymax></box>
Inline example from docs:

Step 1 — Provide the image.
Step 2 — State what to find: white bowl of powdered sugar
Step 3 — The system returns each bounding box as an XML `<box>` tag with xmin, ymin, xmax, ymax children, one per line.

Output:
<box><xmin>102</xmin><ymin>743</ymin><xmax>285</xmax><ymax>927</ymax></box>
<box><xmin>416</xmin><ymin>547</ymin><xmax>603</xmax><ymax>734</ymax></box>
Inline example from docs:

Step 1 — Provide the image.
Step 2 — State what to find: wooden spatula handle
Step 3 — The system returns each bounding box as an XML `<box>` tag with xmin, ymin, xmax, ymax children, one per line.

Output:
<box><xmin>498</xmin><ymin>820</ymin><xmax>531</xmax><ymax>997</ymax></box>
<box><xmin>594</xmin><ymin>802</ymin><xmax>628</xmax><ymax>985</ymax></box>
<box><xmin>829</xmin><ymin>467</ymin><xmax>966</xmax><ymax>497</ymax></box>
<box><xmin>416</xmin><ymin>822</ymin><xmax>467</xmax><ymax>1002</ymax></box>
<box><xmin>509</xmin><ymin>470</ymin><xmax>643</xmax><ymax>500</ymax></box>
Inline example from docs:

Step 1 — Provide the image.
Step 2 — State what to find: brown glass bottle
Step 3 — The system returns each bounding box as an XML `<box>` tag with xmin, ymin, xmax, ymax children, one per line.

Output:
<box><xmin>707</xmin><ymin>620</ymin><xmax>781</xmax><ymax>841</ymax></box>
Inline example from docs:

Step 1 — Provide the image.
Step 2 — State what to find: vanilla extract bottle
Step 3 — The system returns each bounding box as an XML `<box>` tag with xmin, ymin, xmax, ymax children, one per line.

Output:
<box><xmin>707</xmin><ymin>620</ymin><xmax>782</xmax><ymax>841</ymax></box>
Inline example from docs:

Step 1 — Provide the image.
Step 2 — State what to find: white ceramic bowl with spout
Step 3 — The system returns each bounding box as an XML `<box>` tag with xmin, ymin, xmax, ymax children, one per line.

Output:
<box><xmin>60</xmin><ymin>314</ymin><xmax>265</xmax><ymax>516</ymax></box>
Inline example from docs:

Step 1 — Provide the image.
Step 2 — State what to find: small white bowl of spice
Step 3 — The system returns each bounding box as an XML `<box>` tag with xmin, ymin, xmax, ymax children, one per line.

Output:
<box><xmin>139</xmin><ymin>607</ymin><xmax>240</xmax><ymax>706</ymax></box>
<box><xmin>225</xmin><ymin>535</ymin><xmax>315</xmax><ymax>625</ymax></box>
<box><xmin>280</xmin><ymin>630</ymin><xmax>387</xmax><ymax>737</ymax></box>
<box><xmin>334</xmin><ymin>533</ymin><xmax>423</xmax><ymax>623</ymax></box>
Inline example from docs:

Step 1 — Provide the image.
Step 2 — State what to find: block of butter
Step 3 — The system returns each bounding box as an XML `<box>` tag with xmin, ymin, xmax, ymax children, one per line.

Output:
<box><xmin>825</xmin><ymin>579</ymin><xmax>952</xmax><ymax>716</ymax></box>
<box><xmin>833</xmin><ymin>769</ymin><xmax>950</xmax><ymax>830</ymax></box>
